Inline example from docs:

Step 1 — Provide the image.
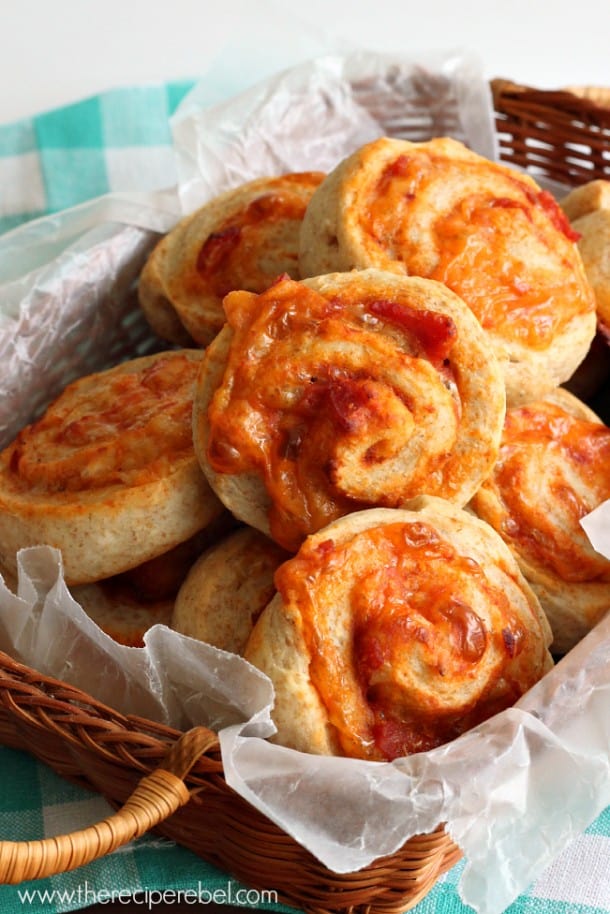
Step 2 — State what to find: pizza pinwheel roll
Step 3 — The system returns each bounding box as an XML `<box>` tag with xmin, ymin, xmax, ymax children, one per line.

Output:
<box><xmin>71</xmin><ymin>517</ymin><xmax>236</xmax><ymax>646</ymax></box>
<box><xmin>0</xmin><ymin>350</ymin><xmax>224</xmax><ymax>585</ymax></box>
<box><xmin>171</xmin><ymin>527</ymin><xmax>289</xmax><ymax>655</ymax></box>
<box><xmin>569</xmin><ymin>208</ymin><xmax>610</xmax><ymax>338</ymax></box>
<box><xmin>470</xmin><ymin>387</ymin><xmax>610</xmax><ymax>654</ymax></box>
<box><xmin>244</xmin><ymin>498</ymin><xmax>553</xmax><ymax>759</ymax></box>
<box><xmin>560</xmin><ymin>179</ymin><xmax>610</xmax><ymax>222</ymax></box>
<box><xmin>70</xmin><ymin>579</ymin><xmax>174</xmax><ymax>647</ymax></box>
<box><xmin>193</xmin><ymin>269</ymin><xmax>506</xmax><ymax>552</ymax></box>
<box><xmin>139</xmin><ymin>171</ymin><xmax>325</xmax><ymax>346</ymax></box>
<box><xmin>299</xmin><ymin>136</ymin><xmax>596</xmax><ymax>406</ymax></box>
<box><xmin>560</xmin><ymin>180</ymin><xmax>610</xmax><ymax>338</ymax></box>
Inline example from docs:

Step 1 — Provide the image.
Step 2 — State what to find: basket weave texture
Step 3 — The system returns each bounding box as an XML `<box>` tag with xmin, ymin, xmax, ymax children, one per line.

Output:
<box><xmin>491</xmin><ymin>78</ymin><xmax>610</xmax><ymax>186</ymax></box>
<box><xmin>0</xmin><ymin>79</ymin><xmax>609</xmax><ymax>914</ymax></box>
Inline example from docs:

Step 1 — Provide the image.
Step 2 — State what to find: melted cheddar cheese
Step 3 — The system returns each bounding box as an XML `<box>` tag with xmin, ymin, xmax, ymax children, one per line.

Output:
<box><xmin>5</xmin><ymin>351</ymin><xmax>200</xmax><ymax>495</ymax></box>
<box><xmin>275</xmin><ymin>520</ymin><xmax>536</xmax><ymax>760</ymax></box>
<box><xmin>360</xmin><ymin>149</ymin><xmax>594</xmax><ymax>349</ymax></box>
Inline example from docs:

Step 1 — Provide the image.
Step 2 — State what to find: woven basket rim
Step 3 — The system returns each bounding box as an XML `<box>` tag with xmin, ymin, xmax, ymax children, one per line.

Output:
<box><xmin>491</xmin><ymin>78</ymin><xmax>610</xmax><ymax>187</ymax></box>
<box><xmin>492</xmin><ymin>77</ymin><xmax>610</xmax><ymax>111</ymax></box>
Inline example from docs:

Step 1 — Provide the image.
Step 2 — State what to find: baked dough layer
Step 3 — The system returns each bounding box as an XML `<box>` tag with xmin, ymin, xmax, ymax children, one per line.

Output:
<box><xmin>560</xmin><ymin>179</ymin><xmax>610</xmax><ymax>221</ymax></box>
<box><xmin>70</xmin><ymin>579</ymin><xmax>174</xmax><ymax>647</ymax></box>
<box><xmin>470</xmin><ymin>387</ymin><xmax>610</xmax><ymax>654</ymax></box>
<box><xmin>193</xmin><ymin>269</ymin><xmax>506</xmax><ymax>551</ymax></box>
<box><xmin>571</xmin><ymin>208</ymin><xmax>610</xmax><ymax>335</ymax></box>
<box><xmin>244</xmin><ymin>497</ymin><xmax>553</xmax><ymax>759</ymax></box>
<box><xmin>560</xmin><ymin>180</ymin><xmax>610</xmax><ymax>336</ymax></box>
<box><xmin>299</xmin><ymin>136</ymin><xmax>596</xmax><ymax>406</ymax></box>
<box><xmin>0</xmin><ymin>350</ymin><xmax>223</xmax><ymax>585</ymax></box>
<box><xmin>139</xmin><ymin>171</ymin><xmax>324</xmax><ymax>346</ymax></box>
<box><xmin>171</xmin><ymin>526</ymin><xmax>288</xmax><ymax>655</ymax></box>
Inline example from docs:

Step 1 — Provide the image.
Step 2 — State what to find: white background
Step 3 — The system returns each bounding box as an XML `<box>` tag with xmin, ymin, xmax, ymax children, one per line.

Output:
<box><xmin>0</xmin><ymin>0</ymin><xmax>608</xmax><ymax>124</ymax></box>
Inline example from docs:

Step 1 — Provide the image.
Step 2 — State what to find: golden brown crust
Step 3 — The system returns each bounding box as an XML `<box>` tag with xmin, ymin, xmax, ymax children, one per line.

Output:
<box><xmin>570</xmin><ymin>208</ymin><xmax>610</xmax><ymax>334</ymax></box>
<box><xmin>139</xmin><ymin>172</ymin><xmax>325</xmax><ymax>346</ymax></box>
<box><xmin>0</xmin><ymin>350</ymin><xmax>224</xmax><ymax>585</ymax></box>
<box><xmin>192</xmin><ymin>324</ymin><xmax>273</xmax><ymax>536</ymax></box>
<box><xmin>193</xmin><ymin>270</ymin><xmax>506</xmax><ymax>551</ymax></box>
<box><xmin>171</xmin><ymin>527</ymin><xmax>289</xmax><ymax>655</ymax></box>
<box><xmin>244</xmin><ymin>498</ymin><xmax>553</xmax><ymax>759</ymax></box>
<box><xmin>299</xmin><ymin>136</ymin><xmax>596</xmax><ymax>406</ymax></box>
<box><xmin>560</xmin><ymin>179</ymin><xmax>610</xmax><ymax>221</ymax></box>
<box><xmin>110</xmin><ymin>515</ymin><xmax>238</xmax><ymax>601</ymax></box>
<box><xmin>70</xmin><ymin>579</ymin><xmax>174</xmax><ymax>647</ymax></box>
<box><xmin>68</xmin><ymin>522</ymin><xmax>240</xmax><ymax>647</ymax></box>
<box><xmin>138</xmin><ymin>234</ymin><xmax>195</xmax><ymax>347</ymax></box>
<box><xmin>470</xmin><ymin>387</ymin><xmax>610</xmax><ymax>653</ymax></box>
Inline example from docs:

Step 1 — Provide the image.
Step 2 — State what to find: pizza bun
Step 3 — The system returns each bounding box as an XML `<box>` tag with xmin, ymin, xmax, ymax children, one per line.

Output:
<box><xmin>193</xmin><ymin>269</ymin><xmax>506</xmax><ymax>552</ymax></box>
<box><xmin>244</xmin><ymin>498</ymin><xmax>553</xmax><ymax>759</ymax></box>
<box><xmin>0</xmin><ymin>350</ymin><xmax>224</xmax><ymax>585</ymax></box>
<box><xmin>559</xmin><ymin>179</ymin><xmax>610</xmax><ymax>334</ymax></box>
<box><xmin>470</xmin><ymin>387</ymin><xmax>610</xmax><ymax>654</ymax></box>
<box><xmin>569</xmin><ymin>208</ymin><xmax>610</xmax><ymax>336</ymax></box>
<box><xmin>560</xmin><ymin>179</ymin><xmax>610</xmax><ymax>221</ymax></box>
<box><xmin>139</xmin><ymin>171</ymin><xmax>325</xmax><ymax>346</ymax></box>
<box><xmin>70</xmin><ymin>579</ymin><xmax>174</xmax><ymax>648</ymax></box>
<box><xmin>299</xmin><ymin>136</ymin><xmax>596</xmax><ymax>406</ymax></box>
<box><xmin>116</xmin><ymin>510</ymin><xmax>238</xmax><ymax>601</ymax></box>
<box><xmin>68</xmin><ymin>518</ymin><xmax>239</xmax><ymax>647</ymax></box>
<box><xmin>171</xmin><ymin>526</ymin><xmax>289</xmax><ymax>655</ymax></box>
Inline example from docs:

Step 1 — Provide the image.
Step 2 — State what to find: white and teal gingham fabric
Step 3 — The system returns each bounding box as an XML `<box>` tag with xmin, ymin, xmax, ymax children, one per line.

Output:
<box><xmin>0</xmin><ymin>83</ymin><xmax>609</xmax><ymax>914</ymax></box>
<box><xmin>0</xmin><ymin>80</ymin><xmax>194</xmax><ymax>234</ymax></box>
<box><xmin>0</xmin><ymin>744</ymin><xmax>292</xmax><ymax>913</ymax></box>
<box><xmin>0</xmin><ymin>739</ymin><xmax>609</xmax><ymax>914</ymax></box>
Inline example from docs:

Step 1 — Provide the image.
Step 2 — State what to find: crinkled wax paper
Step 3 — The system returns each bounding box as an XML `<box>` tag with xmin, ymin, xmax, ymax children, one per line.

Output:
<box><xmin>581</xmin><ymin>500</ymin><xmax>610</xmax><ymax>561</ymax></box>
<box><xmin>0</xmin><ymin>46</ymin><xmax>608</xmax><ymax>914</ymax></box>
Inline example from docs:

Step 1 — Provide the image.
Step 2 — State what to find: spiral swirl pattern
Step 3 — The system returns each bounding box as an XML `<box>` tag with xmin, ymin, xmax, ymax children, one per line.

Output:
<box><xmin>7</xmin><ymin>352</ymin><xmax>200</xmax><ymax>495</ymax></box>
<box><xmin>139</xmin><ymin>172</ymin><xmax>324</xmax><ymax>346</ymax></box>
<box><xmin>195</xmin><ymin>270</ymin><xmax>505</xmax><ymax>551</ymax></box>
<box><xmin>0</xmin><ymin>350</ymin><xmax>222</xmax><ymax>584</ymax></box>
<box><xmin>299</xmin><ymin>137</ymin><xmax>597</xmax><ymax>405</ymax></box>
<box><xmin>470</xmin><ymin>388</ymin><xmax>610</xmax><ymax>652</ymax></box>
<box><xmin>244</xmin><ymin>501</ymin><xmax>553</xmax><ymax>760</ymax></box>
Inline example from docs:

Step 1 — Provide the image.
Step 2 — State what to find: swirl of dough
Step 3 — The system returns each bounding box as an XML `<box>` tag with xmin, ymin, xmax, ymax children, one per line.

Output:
<box><xmin>244</xmin><ymin>499</ymin><xmax>553</xmax><ymax>760</ymax></box>
<box><xmin>10</xmin><ymin>352</ymin><xmax>197</xmax><ymax>492</ymax></box>
<box><xmin>139</xmin><ymin>171</ymin><xmax>325</xmax><ymax>346</ymax></box>
<box><xmin>0</xmin><ymin>350</ymin><xmax>224</xmax><ymax>585</ymax></box>
<box><xmin>470</xmin><ymin>388</ymin><xmax>610</xmax><ymax>653</ymax></box>
<box><xmin>193</xmin><ymin>269</ymin><xmax>505</xmax><ymax>552</ymax></box>
<box><xmin>299</xmin><ymin>137</ymin><xmax>596</xmax><ymax>406</ymax></box>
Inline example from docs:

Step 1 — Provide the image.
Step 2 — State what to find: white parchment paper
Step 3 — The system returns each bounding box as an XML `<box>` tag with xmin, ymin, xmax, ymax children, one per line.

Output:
<box><xmin>0</xmin><ymin>47</ymin><xmax>608</xmax><ymax>914</ymax></box>
<box><xmin>581</xmin><ymin>500</ymin><xmax>610</xmax><ymax>560</ymax></box>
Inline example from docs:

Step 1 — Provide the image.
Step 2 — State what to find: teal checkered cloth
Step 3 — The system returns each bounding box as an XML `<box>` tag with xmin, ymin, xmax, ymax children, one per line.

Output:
<box><xmin>1</xmin><ymin>82</ymin><xmax>609</xmax><ymax>914</ymax></box>
<box><xmin>0</xmin><ymin>80</ymin><xmax>193</xmax><ymax>234</ymax></box>
<box><xmin>1</xmin><ymin>740</ymin><xmax>609</xmax><ymax>914</ymax></box>
<box><xmin>0</xmin><ymin>745</ymin><xmax>292</xmax><ymax>913</ymax></box>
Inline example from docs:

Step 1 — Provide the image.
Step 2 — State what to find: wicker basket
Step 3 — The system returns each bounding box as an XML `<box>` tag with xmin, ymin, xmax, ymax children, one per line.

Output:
<box><xmin>0</xmin><ymin>79</ymin><xmax>609</xmax><ymax>913</ymax></box>
<box><xmin>491</xmin><ymin>78</ymin><xmax>610</xmax><ymax>185</ymax></box>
